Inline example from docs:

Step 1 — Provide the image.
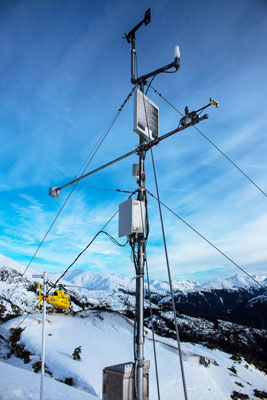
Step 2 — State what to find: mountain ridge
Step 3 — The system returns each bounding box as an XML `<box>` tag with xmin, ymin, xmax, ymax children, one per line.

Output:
<box><xmin>1</xmin><ymin>252</ymin><xmax>265</xmax><ymax>293</ymax></box>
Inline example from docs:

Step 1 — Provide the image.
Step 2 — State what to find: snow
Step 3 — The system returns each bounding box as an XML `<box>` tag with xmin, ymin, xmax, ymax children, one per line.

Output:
<box><xmin>63</xmin><ymin>268</ymin><xmax>135</xmax><ymax>292</ymax></box>
<box><xmin>1</xmin><ymin>252</ymin><xmax>266</xmax><ymax>294</ymax></box>
<box><xmin>198</xmin><ymin>274</ymin><xmax>267</xmax><ymax>291</ymax></box>
<box><xmin>63</xmin><ymin>269</ymin><xmax>199</xmax><ymax>293</ymax></box>
<box><xmin>0</xmin><ymin>253</ymin><xmax>36</xmax><ymax>278</ymax></box>
<box><xmin>0</xmin><ymin>360</ymin><xmax>97</xmax><ymax>399</ymax></box>
<box><xmin>150</xmin><ymin>279</ymin><xmax>199</xmax><ymax>292</ymax></box>
<box><xmin>1</xmin><ymin>254</ymin><xmax>267</xmax><ymax>399</ymax></box>
<box><xmin>61</xmin><ymin>268</ymin><xmax>267</xmax><ymax>293</ymax></box>
<box><xmin>1</xmin><ymin>312</ymin><xmax>266</xmax><ymax>400</ymax></box>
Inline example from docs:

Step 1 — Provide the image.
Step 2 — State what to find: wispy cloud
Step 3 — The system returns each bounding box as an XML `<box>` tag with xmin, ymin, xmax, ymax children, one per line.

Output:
<box><xmin>0</xmin><ymin>0</ymin><xmax>266</xmax><ymax>282</ymax></box>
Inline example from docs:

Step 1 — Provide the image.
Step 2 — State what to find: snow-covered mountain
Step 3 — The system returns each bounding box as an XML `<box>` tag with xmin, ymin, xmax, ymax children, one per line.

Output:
<box><xmin>1</xmin><ymin>252</ymin><xmax>266</xmax><ymax>294</ymax></box>
<box><xmin>1</xmin><ymin>311</ymin><xmax>267</xmax><ymax>400</ymax></box>
<box><xmin>62</xmin><ymin>267</ymin><xmax>267</xmax><ymax>294</ymax></box>
<box><xmin>63</xmin><ymin>268</ymin><xmax>136</xmax><ymax>292</ymax></box>
<box><xmin>62</xmin><ymin>268</ymin><xmax>267</xmax><ymax>293</ymax></box>
<box><xmin>1</xmin><ymin>253</ymin><xmax>266</xmax><ymax>329</ymax></box>
<box><xmin>0</xmin><ymin>253</ymin><xmax>36</xmax><ymax>278</ymax></box>
<box><xmin>0</xmin><ymin>252</ymin><xmax>267</xmax><ymax>399</ymax></box>
<box><xmin>198</xmin><ymin>274</ymin><xmax>267</xmax><ymax>291</ymax></box>
<box><xmin>61</xmin><ymin>269</ymin><xmax>200</xmax><ymax>293</ymax></box>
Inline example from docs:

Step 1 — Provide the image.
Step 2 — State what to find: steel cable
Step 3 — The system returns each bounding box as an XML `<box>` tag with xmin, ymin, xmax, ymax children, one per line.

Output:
<box><xmin>144</xmin><ymin>252</ymin><xmax>161</xmax><ymax>400</ymax></box>
<box><xmin>151</xmin><ymin>86</ymin><xmax>267</xmax><ymax>198</ymax></box>
<box><xmin>147</xmin><ymin>190</ymin><xmax>266</xmax><ymax>291</ymax></box>
<box><xmin>51</xmin><ymin>191</ymin><xmax>135</xmax><ymax>290</ymax></box>
<box><xmin>8</xmin><ymin>87</ymin><xmax>135</xmax><ymax>300</ymax></box>
<box><xmin>141</xmin><ymin>89</ymin><xmax>188</xmax><ymax>400</ymax></box>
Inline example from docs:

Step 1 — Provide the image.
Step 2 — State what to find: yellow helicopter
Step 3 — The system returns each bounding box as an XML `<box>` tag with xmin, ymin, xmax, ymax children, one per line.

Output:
<box><xmin>38</xmin><ymin>282</ymin><xmax>71</xmax><ymax>313</ymax></box>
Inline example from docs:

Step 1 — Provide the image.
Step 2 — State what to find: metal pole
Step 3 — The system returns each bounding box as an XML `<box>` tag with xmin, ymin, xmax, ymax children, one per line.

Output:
<box><xmin>40</xmin><ymin>272</ymin><xmax>47</xmax><ymax>400</ymax></box>
<box><xmin>131</xmin><ymin>35</ymin><xmax>136</xmax><ymax>84</ymax></box>
<box><xmin>135</xmin><ymin>130</ymin><xmax>146</xmax><ymax>399</ymax></box>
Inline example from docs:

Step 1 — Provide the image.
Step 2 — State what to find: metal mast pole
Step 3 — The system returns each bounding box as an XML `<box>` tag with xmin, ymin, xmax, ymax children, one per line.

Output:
<box><xmin>129</xmin><ymin>16</ymin><xmax>146</xmax><ymax>396</ymax></box>
<box><xmin>135</xmin><ymin>131</ymin><xmax>146</xmax><ymax>400</ymax></box>
<box><xmin>40</xmin><ymin>272</ymin><xmax>47</xmax><ymax>400</ymax></box>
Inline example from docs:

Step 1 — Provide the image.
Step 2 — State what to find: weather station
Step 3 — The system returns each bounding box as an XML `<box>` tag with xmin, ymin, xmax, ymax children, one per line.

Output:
<box><xmin>48</xmin><ymin>8</ymin><xmax>218</xmax><ymax>400</ymax></box>
<box><xmin>4</xmin><ymin>4</ymin><xmax>267</xmax><ymax>400</ymax></box>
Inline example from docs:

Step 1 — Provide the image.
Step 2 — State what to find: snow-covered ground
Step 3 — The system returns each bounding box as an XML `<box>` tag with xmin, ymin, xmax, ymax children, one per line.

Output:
<box><xmin>0</xmin><ymin>360</ymin><xmax>97</xmax><ymax>400</ymax></box>
<box><xmin>1</xmin><ymin>253</ymin><xmax>267</xmax><ymax>399</ymax></box>
<box><xmin>1</xmin><ymin>311</ymin><xmax>266</xmax><ymax>400</ymax></box>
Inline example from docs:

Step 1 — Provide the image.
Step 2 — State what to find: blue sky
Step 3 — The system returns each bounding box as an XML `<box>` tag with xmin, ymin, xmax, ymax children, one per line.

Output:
<box><xmin>0</xmin><ymin>0</ymin><xmax>266</xmax><ymax>282</ymax></box>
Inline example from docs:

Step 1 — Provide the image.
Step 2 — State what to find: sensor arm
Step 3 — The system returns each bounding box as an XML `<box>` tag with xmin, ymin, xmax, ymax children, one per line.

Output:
<box><xmin>125</xmin><ymin>9</ymin><xmax>151</xmax><ymax>43</ymax></box>
<box><xmin>132</xmin><ymin>58</ymin><xmax>180</xmax><ymax>86</ymax></box>
<box><xmin>49</xmin><ymin>148</ymin><xmax>138</xmax><ymax>197</ymax></box>
<box><xmin>141</xmin><ymin>114</ymin><xmax>208</xmax><ymax>151</ymax></box>
<box><xmin>125</xmin><ymin>8</ymin><xmax>180</xmax><ymax>86</ymax></box>
<box><xmin>49</xmin><ymin>107</ymin><xmax>210</xmax><ymax>198</ymax></box>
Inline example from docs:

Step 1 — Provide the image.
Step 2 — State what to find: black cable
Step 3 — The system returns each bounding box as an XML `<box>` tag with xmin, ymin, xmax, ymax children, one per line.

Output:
<box><xmin>9</xmin><ymin>88</ymin><xmax>135</xmax><ymax>300</ymax></box>
<box><xmin>51</xmin><ymin>213</ymin><xmax>119</xmax><ymax>290</ymax></box>
<box><xmin>145</xmin><ymin>76</ymin><xmax>156</xmax><ymax>95</ymax></box>
<box><xmin>8</xmin><ymin>185</ymin><xmax>77</xmax><ymax>300</ymax></box>
<box><xmin>141</xmin><ymin>91</ymin><xmax>188</xmax><ymax>400</ymax></box>
<box><xmin>129</xmin><ymin>236</ymin><xmax>138</xmax><ymax>399</ymax></box>
<box><xmin>145</xmin><ymin>193</ymin><xmax>150</xmax><ymax>240</ymax></box>
<box><xmin>147</xmin><ymin>190</ymin><xmax>266</xmax><ymax>291</ymax></box>
<box><xmin>102</xmin><ymin>231</ymin><xmax>128</xmax><ymax>247</ymax></box>
<box><xmin>135</xmin><ymin>52</ymin><xmax>139</xmax><ymax>81</ymax></box>
<box><xmin>51</xmin><ymin>191</ymin><xmax>135</xmax><ymax>291</ymax></box>
<box><xmin>151</xmin><ymin>86</ymin><xmax>267</xmax><ymax>198</ymax></box>
<box><xmin>129</xmin><ymin>239</ymin><xmax>138</xmax><ymax>274</ymax></box>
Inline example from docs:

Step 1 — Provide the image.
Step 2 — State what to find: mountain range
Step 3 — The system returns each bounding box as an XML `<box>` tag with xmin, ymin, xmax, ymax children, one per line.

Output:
<box><xmin>0</xmin><ymin>253</ymin><xmax>266</xmax><ymax>399</ymax></box>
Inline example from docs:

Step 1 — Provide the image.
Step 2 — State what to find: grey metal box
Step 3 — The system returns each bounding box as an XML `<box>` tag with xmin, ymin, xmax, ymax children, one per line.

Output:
<box><xmin>103</xmin><ymin>361</ymin><xmax>150</xmax><ymax>400</ymax></box>
<box><xmin>118</xmin><ymin>198</ymin><xmax>145</xmax><ymax>238</ymax></box>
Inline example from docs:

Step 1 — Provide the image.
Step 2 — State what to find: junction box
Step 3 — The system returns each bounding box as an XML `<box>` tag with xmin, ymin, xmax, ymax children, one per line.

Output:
<box><xmin>118</xmin><ymin>198</ymin><xmax>145</xmax><ymax>238</ymax></box>
<box><xmin>102</xmin><ymin>361</ymin><xmax>150</xmax><ymax>400</ymax></box>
